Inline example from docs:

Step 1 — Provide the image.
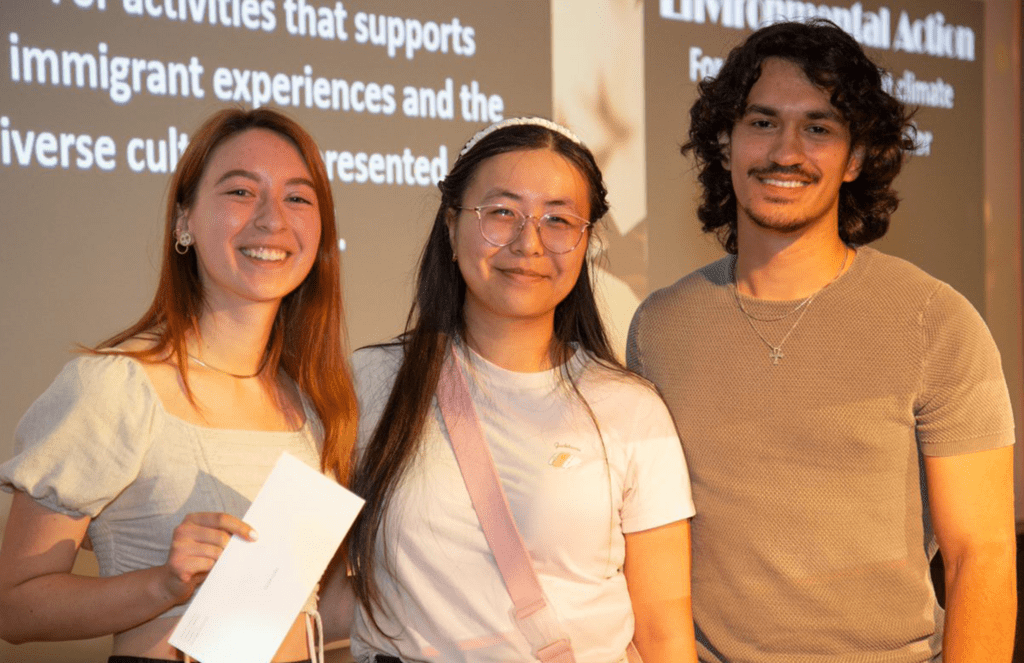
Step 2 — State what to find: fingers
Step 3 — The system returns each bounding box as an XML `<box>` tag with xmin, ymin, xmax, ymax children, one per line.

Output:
<box><xmin>160</xmin><ymin>512</ymin><xmax>258</xmax><ymax>604</ymax></box>
<box><xmin>181</xmin><ymin>512</ymin><xmax>258</xmax><ymax>542</ymax></box>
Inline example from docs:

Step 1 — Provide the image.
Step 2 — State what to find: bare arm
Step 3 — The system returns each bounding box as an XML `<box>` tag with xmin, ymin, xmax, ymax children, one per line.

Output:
<box><xmin>0</xmin><ymin>490</ymin><xmax>255</xmax><ymax>643</ymax></box>
<box><xmin>925</xmin><ymin>445</ymin><xmax>1016</xmax><ymax>662</ymax></box>
<box><xmin>623</xmin><ymin>519</ymin><xmax>698</xmax><ymax>663</ymax></box>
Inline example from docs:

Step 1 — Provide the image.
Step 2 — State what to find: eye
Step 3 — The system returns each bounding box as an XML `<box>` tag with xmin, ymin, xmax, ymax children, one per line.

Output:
<box><xmin>807</xmin><ymin>125</ymin><xmax>831</xmax><ymax>135</ymax></box>
<box><xmin>226</xmin><ymin>188</ymin><xmax>252</xmax><ymax>197</ymax></box>
<box><xmin>286</xmin><ymin>193</ymin><xmax>315</xmax><ymax>205</ymax></box>
<box><xmin>749</xmin><ymin>118</ymin><xmax>774</xmax><ymax>129</ymax></box>
<box><xmin>483</xmin><ymin>205</ymin><xmax>519</xmax><ymax>220</ymax></box>
<box><xmin>543</xmin><ymin>214</ymin><xmax>575</xmax><ymax>228</ymax></box>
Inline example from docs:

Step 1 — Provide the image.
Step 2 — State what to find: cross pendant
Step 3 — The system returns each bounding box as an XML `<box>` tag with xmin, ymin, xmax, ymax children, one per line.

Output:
<box><xmin>769</xmin><ymin>347</ymin><xmax>784</xmax><ymax>365</ymax></box>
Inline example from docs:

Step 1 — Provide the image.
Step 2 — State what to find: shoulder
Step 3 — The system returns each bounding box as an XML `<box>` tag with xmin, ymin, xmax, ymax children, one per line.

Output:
<box><xmin>853</xmin><ymin>248</ymin><xmax>986</xmax><ymax>330</ymax></box>
<box><xmin>627</xmin><ymin>256</ymin><xmax>730</xmax><ymax>370</ymax></box>
<box><xmin>352</xmin><ymin>342</ymin><xmax>404</xmax><ymax>391</ymax></box>
<box><xmin>579</xmin><ymin>355</ymin><xmax>657</xmax><ymax>400</ymax></box>
<box><xmin>852</xmin><ymin>247</ymin><xmax>950</xmax><ymax>301</ymax></box>
<box><xmin>577</xmin><ymin>356</ymin><xmax>676</xmax><ymax>431</ymax></box>
<box><xmin>634</xmin><ymin>255</ymin><xmax>731</xmax><ymax>322</ymax></box>
<box><xmin>16</xmin><ymin>353</ymin><xmax>155</xmax><ymax>441</ymax></box>
<box><xmin>5</xmin><ymin>353</ymin><xmax>161</xmax><ymax>517</ymax></box>
<box><xmin>35</xmin><ymin>353</ymin><xmax>150</xmax><ymax>408</ymax></box>
<box><xmin>351</xmin><ymin>343</ymin><xmax>405</xmax><ymax>443</ymax></box>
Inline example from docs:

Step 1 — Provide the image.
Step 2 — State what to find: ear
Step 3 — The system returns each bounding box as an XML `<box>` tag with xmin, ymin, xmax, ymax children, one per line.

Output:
<box><xmin>174</xmin><ymin>205</ymin><xmax>189</xmax><ymax>237</ymax></box>
<box><xmin>718</xmin><ymin>131</ymin><xmax>731</xmax><ymax>171</ymax></box>
<box><xmin>843</xmin><ymin>144</ymin><xmax>866</xmax><ymax>182</ymax></box>
<box><xmin>445</xmin><ymin>208</ymin><xmax>458</xmax><ymax>249</ymax></box>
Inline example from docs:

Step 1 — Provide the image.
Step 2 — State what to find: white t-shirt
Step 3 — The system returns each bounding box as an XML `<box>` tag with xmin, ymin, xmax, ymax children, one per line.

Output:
<box><xmin>349</xmin><ymin>344</ymin><xmax>695</xmax><ymax>663</ymax></box>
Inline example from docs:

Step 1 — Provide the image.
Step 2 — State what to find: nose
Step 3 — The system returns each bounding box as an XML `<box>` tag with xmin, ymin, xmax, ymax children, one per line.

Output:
<box><xmin>509</xmin><ymin>215</ymin><xmax>544</xmax><ymax>255</ymax></box>
<box><xmin>252</xmin><ymin>194</ymin><xmax>285</xmax><ymax>232</ymax></box>
<box><xmin>768</xmin><ymin>125</ymin><xmax>804</xmax><ymax>166</ymax></box>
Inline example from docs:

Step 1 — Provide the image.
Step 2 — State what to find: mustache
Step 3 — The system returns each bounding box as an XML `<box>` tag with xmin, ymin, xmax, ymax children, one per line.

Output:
<box><xmin>748</xmin><ymin>164</ymin><xmax>820</xmax><ymax>182</ymax></box>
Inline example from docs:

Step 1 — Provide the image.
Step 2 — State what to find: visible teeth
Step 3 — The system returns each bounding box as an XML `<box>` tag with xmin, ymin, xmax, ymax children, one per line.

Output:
<box><xmin>762</xmin><ymin>178</ymin><xmax>808</xmax><ymax>188</ymax></box>
<box><xmin>241</xmin><ymin>247</ymin><xmax>287</xmax><ymax>261</ymax></box>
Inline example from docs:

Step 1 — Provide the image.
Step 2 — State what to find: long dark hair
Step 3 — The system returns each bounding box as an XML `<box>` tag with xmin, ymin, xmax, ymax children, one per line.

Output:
<box><xmin>347</xmin><ymin>120</ymin><xmax>620</xmax><ymax>630</ymax></box>
<box><xmin>683</xmin><ymin>18</ymin><xmax>916</xmax><ymax>253</ymax></box>
<box><xmin>95</xmin><ymin>107</ymin><xmax>357</xmax><ymax>483</ymax></box>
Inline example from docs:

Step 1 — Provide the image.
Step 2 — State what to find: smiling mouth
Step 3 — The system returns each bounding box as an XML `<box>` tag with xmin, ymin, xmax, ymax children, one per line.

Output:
<box><xmin>750</xmin><ymin>165</ymin><xmax>818</xmax><ymax>190</ymax></box>
<box><xmin>501</xmin><ymin>267</ymin><xmax>547</xmax><ymax>279</ymax></box>
<box><xmin>241</xmin><ymin>247</ymin><xmax>289</xmax><ymax>261</ymax></box>
<box><xmin>759</xmin><ymin>178</ymin><xmax>810</xmax><ymax>188</ymax></box>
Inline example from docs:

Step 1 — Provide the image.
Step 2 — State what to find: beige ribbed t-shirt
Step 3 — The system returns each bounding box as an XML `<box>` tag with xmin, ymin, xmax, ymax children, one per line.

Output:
<box><xmin>627</xmin><ymin>246</ymin><xmax>1014</xmax><ymax>663</ymax></box>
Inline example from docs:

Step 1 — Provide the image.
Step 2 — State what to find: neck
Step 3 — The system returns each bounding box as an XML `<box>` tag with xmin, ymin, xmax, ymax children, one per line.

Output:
<box><xmin>191</xmin><ymin>302</ymin><xmax>278</xmax><ymax>377</ymax></box>
<box><xmin>734</xmin><ymin>222</ymin><xmax>852</xmax><ymax>301</ymax></box>
<box><xmin>462</xmin><ymin>310</ymin><xmax>558</xmax><ymax>373</ymax></box>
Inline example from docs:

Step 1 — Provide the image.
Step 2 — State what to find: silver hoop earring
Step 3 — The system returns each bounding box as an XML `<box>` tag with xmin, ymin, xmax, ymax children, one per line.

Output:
<box><xmin>175</xmin><ymin>231</ymin><xmax>193</xmax><ymax>255</ymax></box>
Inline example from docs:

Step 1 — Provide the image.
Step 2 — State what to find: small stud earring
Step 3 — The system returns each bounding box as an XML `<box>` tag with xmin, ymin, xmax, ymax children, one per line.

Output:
<box><xmin>175</xmin><ymin>231</ymin><xmax>193</xmax><ymax>255</ymax></box>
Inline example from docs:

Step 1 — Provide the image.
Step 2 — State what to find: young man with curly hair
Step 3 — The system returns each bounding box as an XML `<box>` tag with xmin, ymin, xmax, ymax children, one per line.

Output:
<box><xmin>627</xmin><ymin>19</ymin><xmax>1015</xmax><ymax>663</ymax></box>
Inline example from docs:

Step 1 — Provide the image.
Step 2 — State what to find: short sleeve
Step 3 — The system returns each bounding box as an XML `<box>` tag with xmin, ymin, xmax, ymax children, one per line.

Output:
<box><xmin>916</xmin><ymin>284</ymin><xmax>1015</xmax><ymax>457</ymax></box>
<box><xmin>0</xmin><ymin>354</ymin><xmax>158</xmax><ymax>517</ymax></box>
<box><xmin>625</xmin><ymin>307</ymin><xmax>646</xmax><ymax>378</ymax></box>
<box><xmin>620</xmin><ymin>388</ymin><xmax>696</xmax><ymax>533</ymax></box>
<box><xmin>351</xmin><ymin>344</ymin><xmax>404</xmax><ymax>456</ymax></box>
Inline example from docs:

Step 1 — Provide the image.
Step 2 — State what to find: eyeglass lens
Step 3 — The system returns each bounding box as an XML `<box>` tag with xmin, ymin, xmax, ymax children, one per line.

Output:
<box><xmin>476</xmin><ymin>205</ymin><xmax>587</xmax><ymax>253</ymax></box>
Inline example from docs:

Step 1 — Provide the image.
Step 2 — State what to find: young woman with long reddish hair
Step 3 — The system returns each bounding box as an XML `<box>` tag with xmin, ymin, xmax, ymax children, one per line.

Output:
<box><xmin>0</xmin><ymin>108</ymin><xmax>356</xmax><ymax>663</ymax></box>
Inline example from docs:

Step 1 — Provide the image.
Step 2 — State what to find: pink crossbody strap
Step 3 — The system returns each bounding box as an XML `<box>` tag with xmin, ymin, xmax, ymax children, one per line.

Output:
<box><xmin>436</xmin><ymin>351</ymin><xmax>575</xmax><ymax>663</ymax></box>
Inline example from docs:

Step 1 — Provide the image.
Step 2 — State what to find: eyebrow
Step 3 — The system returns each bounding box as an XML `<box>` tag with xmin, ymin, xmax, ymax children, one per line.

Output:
<box><xmin>743</xmin><ymin>104</ymin><xmax>842</xmax><ymax>122</ymax></box>
<box><xmin>480</xmin><ymin>188</ymin><xmax>577</xmax><ymax>208</ymax></box>
<box><xmin>215</xmin><ymin>169</ymin><xmax>316</xmax><ymax>189</ymax></box>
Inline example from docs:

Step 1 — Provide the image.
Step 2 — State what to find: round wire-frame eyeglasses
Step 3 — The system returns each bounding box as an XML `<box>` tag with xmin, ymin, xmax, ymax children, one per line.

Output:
<box><xmin>457</xmin><ymin>204</ymin><xmax>591</xmax><ymax>254</ymax></box>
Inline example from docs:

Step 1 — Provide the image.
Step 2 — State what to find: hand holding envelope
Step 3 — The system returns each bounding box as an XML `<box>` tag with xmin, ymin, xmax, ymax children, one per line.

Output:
<box><xmin>169</xmin><ymin>452</ymin><xmax>364</xmax><ymax>663</ymax></box>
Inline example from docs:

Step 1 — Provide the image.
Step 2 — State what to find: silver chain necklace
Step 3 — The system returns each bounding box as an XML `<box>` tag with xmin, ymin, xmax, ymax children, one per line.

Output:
<box><xmin>732</xmin><ymin>248</ymin><xmax>849</xmax><ymax>365</ymax></box>
<box><xmin>187</xmin><ymin>352</ymin><xmax>267</xmax><ymax>379</ymax></box>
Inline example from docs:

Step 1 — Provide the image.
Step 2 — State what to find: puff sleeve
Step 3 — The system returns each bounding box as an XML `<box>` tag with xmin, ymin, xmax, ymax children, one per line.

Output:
<box><xmin>0</xmin><ymin>354</ymin><xmax>158</xmax><ymax>518</ymax></box>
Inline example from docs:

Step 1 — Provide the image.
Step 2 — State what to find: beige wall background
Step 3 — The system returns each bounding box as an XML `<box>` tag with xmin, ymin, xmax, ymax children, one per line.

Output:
<box><xmin>982</xmin><ymin>0</ymin><xmax>1023</xmax><ymax>528</ymax></box>
<box><xmin>1</xmin><ymin>0</ymin><xmax>1021</xmax><ymax>661</ymax></box>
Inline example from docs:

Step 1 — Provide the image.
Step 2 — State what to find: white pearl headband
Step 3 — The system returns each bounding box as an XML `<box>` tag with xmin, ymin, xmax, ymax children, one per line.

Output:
<box><xmin>458</xmin><ymin>117</ymin><xmax>584</xmax><ymax>157</ymax></box>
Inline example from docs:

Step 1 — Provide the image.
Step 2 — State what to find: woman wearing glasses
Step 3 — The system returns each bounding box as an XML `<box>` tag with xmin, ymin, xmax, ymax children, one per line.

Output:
<box><xmin>339</xmin><ymin>118</ymin><xmax>698</xmax><ymax>663</ymax></box>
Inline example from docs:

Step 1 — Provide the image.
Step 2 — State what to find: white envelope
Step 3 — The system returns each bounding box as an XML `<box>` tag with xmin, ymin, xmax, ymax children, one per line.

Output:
<box><xmin>169</xmin><ymin>451</ymin><xmax>363</xmax><ymax>663</ymax></box>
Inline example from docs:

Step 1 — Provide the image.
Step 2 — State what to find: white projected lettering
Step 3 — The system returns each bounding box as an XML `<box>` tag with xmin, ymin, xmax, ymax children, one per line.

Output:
<box><xmin>657</xmin><ymin>2</ymin><xmax>981</xmax><ymax>162</ymax></box>
<box><xmin>0</xmin><ymin>116</ymin><xmax>117</xmax><ymax>171</ymax></box>
<box><xmin>210</xmin><ymin>65</ymin><xmax>399</xmax><ymax>113</ymax></box>
<box><xmin>882</xmin><ymin>71</ymin><xmax>955</xmax><ymax>109</ymax></box>
<box><xmin>3</xmin><ymin>2</ymin><xmax>512</xmax><ymax>186</ymax></box>
<box><xmin>891</xmin><ymin>11</ymin><xmax>973</xmax><ymax>60</ymax></box>
<box><xmin>125</xmin><ymin>125</ymin><xmax>189</xmax><ymax>173</ymax></box>
<box><xmin>123</xmin><ymin>0</ymin><xmax>277</xmax><ymax>30</ymax></box>
<box><xmin>352</xmin><ymin>11</ymin><xmax>475</xmax><ymax>59</ymax></box>
<box><xmin>323</xmin><ymin>145</ymin><xmax>447</xmax><ymax>185</ymax></box>
<box><xmin>912</xmin><ymin>126</ymin><xmax>933</xmax><ymax>156</ymax></box>
<box><xmin>402</xmin><ymin>78</ymin><xmax>455</xmax><ymax>120</ymax></box>
<box><xmin>688</xmin><ymin>46</ymin><xmax>722</xmax><ymax>81</ymax></box>
<box><xmin>659</xmin><ymin>1</ymin><xmax>974</xmax><ymax>61</ymax></box>
<box><xmin>9</xmin><ymin>34</ymin><xmax>206</xmax><ymax>105</ymax></box>
<box><xmin>283</xmin><ymin>0</ymin><xmax>348</xmax><ymax>39</ymax></box>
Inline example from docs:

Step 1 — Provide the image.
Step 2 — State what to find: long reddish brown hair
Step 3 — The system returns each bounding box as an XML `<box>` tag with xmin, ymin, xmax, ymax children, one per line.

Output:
<box><xmin>97</xmin><ymin>107</ymin><xmax>356</xmax><ymax>483</ymax></box>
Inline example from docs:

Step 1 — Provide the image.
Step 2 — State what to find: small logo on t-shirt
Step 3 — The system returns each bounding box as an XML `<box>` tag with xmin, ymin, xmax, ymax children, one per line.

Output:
<box><xmin>548</xmin><ymin>445</ymin><xmax>582</xmax><ymax>469</ymax></box>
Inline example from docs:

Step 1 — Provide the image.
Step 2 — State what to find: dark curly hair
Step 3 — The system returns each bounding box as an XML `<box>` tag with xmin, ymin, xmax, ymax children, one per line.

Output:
<box><xmin>683</xmin><ymin>18</ymin><xmax>916</xmax><ymax>253</ymax></box>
